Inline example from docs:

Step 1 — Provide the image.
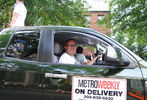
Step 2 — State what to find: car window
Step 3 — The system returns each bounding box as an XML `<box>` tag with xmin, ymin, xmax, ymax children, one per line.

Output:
<box><xmin>54</xmin><ymin>31</ymin><xmax>109</xmax><ymax>65</ymax></box>
<box><xmin>53</xmin><ymin>31</ymin><xmax>136</xmax><ymax>68</ymax></box>
<box><xmin>5</xmin><ymin>30</ymin><xmax>40</xmax><ymax>61</ymax></box>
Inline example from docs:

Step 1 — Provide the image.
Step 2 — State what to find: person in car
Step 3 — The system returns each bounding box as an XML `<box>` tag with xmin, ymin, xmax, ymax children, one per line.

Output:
<box><xmin>59</xmin><ymin>39</ymin><xmax>99</xmax><ymax>65</ymax></box>
<box><xmin>75</xmin><ymin>46</ymin><xmax>87</xmax><ymax>64</ymax></box>
<box><xmin>75</xmin><ymin>46</ymin><xmax>100</xmax><ymax>65</ymax></box>
<box><xmin>59</xmin><ymin>39</ymin><xmax>77</xmax><ymax>64</ymax></box>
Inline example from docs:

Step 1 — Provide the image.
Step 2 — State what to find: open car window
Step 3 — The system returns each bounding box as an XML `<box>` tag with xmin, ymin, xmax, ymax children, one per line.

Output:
<box><xmin>54</xmin><ymin>31</ymin><xmax>110</xmax><ymax>65</ymax></box>
<box><xmin>5</xmin><ymin>30</ymin><xmax>40</xmax><ymax>61</ymax></box>
<box><xmin>54</xmin><ymin>31</ymin><xmax>136</xmax><ymax>68</ymax></box>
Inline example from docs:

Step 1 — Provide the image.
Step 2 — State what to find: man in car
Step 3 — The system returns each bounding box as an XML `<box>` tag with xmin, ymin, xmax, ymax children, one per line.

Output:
<box><xmin>59</xmin><ymin>39</ymin><xmax>99</xmax><ymax>65</ymax></box>
<box><xmin>59</xmin><ymin>39</ymin><xmax>77</xmax><ymax>64</ymax></box>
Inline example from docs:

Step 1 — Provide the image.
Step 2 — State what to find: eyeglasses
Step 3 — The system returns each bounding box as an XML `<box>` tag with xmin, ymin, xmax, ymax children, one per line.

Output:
<box><xmin>66</xmin><ymin>44</ymin><xmax>76</xmax><ymax>47</ymax></box>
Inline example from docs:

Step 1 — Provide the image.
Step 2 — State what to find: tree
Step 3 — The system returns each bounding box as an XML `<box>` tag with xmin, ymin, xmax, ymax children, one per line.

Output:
<box><xmin>104</xmin><ymin>0</ymin><xmax>147</xmax><ymax>60</ymax></box>
<box><xmin>0</xmin><ymin>0</ymin><xmax>15</xmax><ymax>28</ymax></box>
<box><xmin>0</xmin><ymin>0</ymin><xmax>89</xmax><ymax>28</ymax></box>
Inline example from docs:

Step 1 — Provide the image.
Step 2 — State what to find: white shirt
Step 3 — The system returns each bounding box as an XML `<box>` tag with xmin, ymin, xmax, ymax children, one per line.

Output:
<box><xmin>75</xmin><ymin>54</ymin><xmax>87</xmax><ymax>64</ymax></box>
<box><xmin>59</xmin><ymin>53</ymin><xmax>77</xmax><ymax>64</ymax></box>
<box><xmin>12</xmin><ymin>2</ymin><xmax>27</xmax><ymax>27</ymax></box>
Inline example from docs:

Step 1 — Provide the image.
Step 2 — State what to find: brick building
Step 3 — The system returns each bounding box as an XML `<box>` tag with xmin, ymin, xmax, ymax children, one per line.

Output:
<box><xmin>85</xmin><ymin>0</ymin><xmax>110</xmax><ymax>34</ymax></box>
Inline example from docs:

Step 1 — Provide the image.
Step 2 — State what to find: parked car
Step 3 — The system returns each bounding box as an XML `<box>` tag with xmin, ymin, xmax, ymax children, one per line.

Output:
<box><xmin>0</xmin><ymin>26</ymin><xmax>147</xmax><ymax>100</ymax></box>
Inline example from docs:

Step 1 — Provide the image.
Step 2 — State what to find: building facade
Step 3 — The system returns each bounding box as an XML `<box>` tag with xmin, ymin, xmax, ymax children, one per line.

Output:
<box><xmin>85</xmin><ymin>0</ymin><xmax>110</xmax><ymax>34</ymax></box>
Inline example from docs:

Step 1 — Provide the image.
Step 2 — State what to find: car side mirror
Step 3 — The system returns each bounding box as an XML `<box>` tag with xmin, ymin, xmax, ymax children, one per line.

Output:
<box><xmin>105</xmin><ymin>46</ymin><xmax>130</xmax><ymax>67</ymax></box>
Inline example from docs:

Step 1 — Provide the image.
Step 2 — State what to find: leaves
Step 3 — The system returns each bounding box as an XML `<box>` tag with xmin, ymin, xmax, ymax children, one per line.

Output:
<box><xmin>0</xmin><ymin>0</ymin><xmax>89</xmax><ymax>27</ymax></box>
<box><xmin>105</xmin><ymin>0</ymin><xmax>147</xmax><ymax>60</ymax></box>
<box><xmin>0</xmin><ymin>31</ymin><xmax>13</xmax><ymax>48</ymax></box>
<box><xmin>0</xmin><ymin>0</ymin><xmax>15</xmax><ymax>28</ymax></box>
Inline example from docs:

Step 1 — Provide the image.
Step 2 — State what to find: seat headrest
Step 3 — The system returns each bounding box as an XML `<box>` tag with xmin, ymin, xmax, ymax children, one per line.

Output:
<box><xmin>54</xmin><ymin>42</ymin><xmax>62</xmax><ymax>55</ymax></box>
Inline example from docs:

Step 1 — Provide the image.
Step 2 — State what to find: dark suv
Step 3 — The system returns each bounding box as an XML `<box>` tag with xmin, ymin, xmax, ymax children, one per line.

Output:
<box><xmin>0</xmin><ymin>26</ymin><xmax>147</xmax><ymax>100</ymax></box>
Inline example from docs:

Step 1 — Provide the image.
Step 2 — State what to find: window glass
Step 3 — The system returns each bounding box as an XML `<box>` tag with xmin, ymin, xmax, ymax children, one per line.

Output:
<box><xmin>54</xmin><ymin>31</ymin><xmax>134</xmax><ymax>68</ymax></box>
<box><xmin>0</xmin><ymin>30</ymin><xmax>14</xmax><ymax>53</ymax></box>
<box><xmin>97</xmin><ymin>15</ymin><xmax>105</xmax><ymax>26</ymax></box>
<box><xmin>85</xmin><ymin>16</ymin><xmax>90</xmax><ymax>27</ymax></box>
<box><xmin>6</xmin><ymin>30</ymin><xmax>40</xmax><ymax>61</ymax></box>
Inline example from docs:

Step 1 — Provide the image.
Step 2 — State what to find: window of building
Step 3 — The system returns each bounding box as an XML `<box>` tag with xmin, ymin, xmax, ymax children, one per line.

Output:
<box><xmin>85</xmin><ymin>16</ymin><xmax>90</xmax><ymax>27</ymax></box>
<box><xmin>97</xmin><ymin>15</ymin><xmax>105</xmax><ymax>26</ymax></box>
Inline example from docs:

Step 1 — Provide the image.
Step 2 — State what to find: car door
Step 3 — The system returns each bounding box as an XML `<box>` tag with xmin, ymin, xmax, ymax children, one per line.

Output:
<box><xmin>41</xmin><ymin>27</ymin><xmax>146</xmax><ymax>100</ymax></box>
<box><xmin>41</xmin><ymin>29</ymin><xmax>111</xmax><ymax>100</ymax></box>
<box><xmin>0</xmin><ymin>29</ymin><xmax>44</xmax><ymax>100</ymax></box>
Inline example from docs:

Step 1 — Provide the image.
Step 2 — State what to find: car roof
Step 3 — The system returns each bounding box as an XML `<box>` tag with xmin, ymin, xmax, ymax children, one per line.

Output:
<box><xmin>2</xmin><ymin>25</ymin><xmax>104</xmax><ymax>35</ymax></box>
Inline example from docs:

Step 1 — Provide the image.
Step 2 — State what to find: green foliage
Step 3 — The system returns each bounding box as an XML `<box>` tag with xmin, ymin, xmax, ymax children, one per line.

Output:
<box><xmin>104</xmin><ymin>0</ymin><xmax>147</xmax><ymax>60</ymax></box>
<box><xmin>0</xmin><ymin>32</ymin><xmax>11</xmax><ymax>48</ymax></box>
<box><xmin>0</xmin><ymin>31</ymin><xmax>12</xmax><ymax>53</ymax></box>
<box><xmin>0</xmin><ymin>0</ymin><xmax>89</xmax><ymax>28</ymax></box>
<box><xmin>0</xmin><ymin>0</ymin><xmax>15</xmax><ymax>28</ymax></box>
<box><xmin>97</xmin><ymin>15</ymin><xmax>105</xmax><ymax>26</ymax></box>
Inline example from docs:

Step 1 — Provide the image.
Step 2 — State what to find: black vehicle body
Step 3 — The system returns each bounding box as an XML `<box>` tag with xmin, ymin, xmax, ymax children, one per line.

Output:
<box><xmin>0</xmin><ymin>26</ymin><xmax>147</xmax><ymax>100</ymax></box>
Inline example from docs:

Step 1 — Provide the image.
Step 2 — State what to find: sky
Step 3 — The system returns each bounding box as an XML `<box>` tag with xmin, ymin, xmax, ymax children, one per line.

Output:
<box><xmin>85</xmin><ymin>0</ymin><xmax>110</xmax><ymax>11</ymax></box>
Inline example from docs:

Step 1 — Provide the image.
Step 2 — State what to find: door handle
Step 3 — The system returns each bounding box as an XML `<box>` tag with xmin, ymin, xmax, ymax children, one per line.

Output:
<box><xmin>45</xmin><ymin>73</ymin><xmax>67</xmax><ymax>79</ymax></box>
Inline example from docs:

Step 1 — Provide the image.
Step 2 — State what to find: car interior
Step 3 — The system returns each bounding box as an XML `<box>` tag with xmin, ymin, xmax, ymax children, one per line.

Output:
<box><xmin>54</xmin><ymin>31</ymin><xmax>109</xmax><ymax>65</ymax></box>
<box><xmin>5</xmin><ymin>30</ymin><xmax>40</xmax><ymax>61</ymax></box>
<box><xmin>5</xmin><ymin>30</ymin><xmax>111</xmax><ymax>66</ymax></box>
